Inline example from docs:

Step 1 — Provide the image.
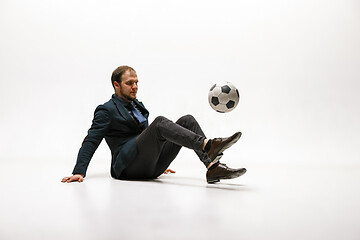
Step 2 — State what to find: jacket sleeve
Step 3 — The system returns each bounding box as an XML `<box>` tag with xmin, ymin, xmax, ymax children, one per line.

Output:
<box><xmin>72</xmin><ymin>105</ymin><xmax>112</xmax><ymax>177</ymax></box>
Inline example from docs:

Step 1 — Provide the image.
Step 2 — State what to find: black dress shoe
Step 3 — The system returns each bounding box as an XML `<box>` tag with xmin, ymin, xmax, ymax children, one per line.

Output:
<box><xmin>207</xmin><ymin>132</ymin><xmax>242</xmax><ymax>164</ymax></box>
<box><xmin>206</xmin><ymin>163</ymin><xmax>247</xmax><ymax>183</ymax></box>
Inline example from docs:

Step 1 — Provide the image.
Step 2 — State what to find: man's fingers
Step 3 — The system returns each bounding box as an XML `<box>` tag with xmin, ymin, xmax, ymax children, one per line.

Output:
<box><xmin>61</xmin><ymin>177</ymin><xmax>69</xmax><ymax>182</ymax></box>
<box><xmin>67</xmin><ymin>176</ymin><xmax>76</xmax><ymax>183</ymax></box>
<box><xmin>62</xmin><ymin>175</ymin><xmax>84</xmax><ymax>183</ymax></box>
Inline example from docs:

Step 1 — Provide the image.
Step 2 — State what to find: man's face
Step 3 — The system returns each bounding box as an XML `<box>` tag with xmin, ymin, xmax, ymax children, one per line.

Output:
<box><xmin>114</xmin><ymin>70</ymin><xmax>138</xmax><ymax>101</ymax></box>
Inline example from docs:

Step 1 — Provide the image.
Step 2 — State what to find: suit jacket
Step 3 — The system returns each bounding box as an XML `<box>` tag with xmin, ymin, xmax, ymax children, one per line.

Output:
<box><xmin>72</xmin><ymin>94</ymin><xmax>149</xmax><ymax>178</ymax></box>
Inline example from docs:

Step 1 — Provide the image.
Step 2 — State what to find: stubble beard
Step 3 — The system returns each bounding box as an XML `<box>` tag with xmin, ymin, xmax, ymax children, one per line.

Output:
<box><xmin>118</xmin><ymin>89</ymin><xmax>136</xmax><ymax>102</ymax></box>
<box><xmin>123</xmin><ymin>91</ymin><xmax>136</xmax><ymax>102</ymax></box>
<box><xmin>125</xmin><ymin>94</ymin><xmax>136</xmax><ymax>101</ymax></box>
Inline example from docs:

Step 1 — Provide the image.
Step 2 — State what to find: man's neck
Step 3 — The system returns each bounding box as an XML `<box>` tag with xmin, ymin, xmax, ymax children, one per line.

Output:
<box><xmin>115</xmin><ymin>93</ymin><xmax>133</xmax><ymax>103</ymax></box>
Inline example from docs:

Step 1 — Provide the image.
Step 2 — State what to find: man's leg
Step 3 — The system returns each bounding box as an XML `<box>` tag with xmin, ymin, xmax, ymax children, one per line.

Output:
<box><xmin>121</xmin><ymin>115</ymin><xmax>206</xmax><ymax>179</ymax></box>
<box><xmin>151</xmin><ymin>115</ymin><xmax>212</xmax><ymax>178</ymax></box>
<box><xmin>122</xmin><ymin>115</ymin><xmax>246</xmax><ymax>183</ymax></box>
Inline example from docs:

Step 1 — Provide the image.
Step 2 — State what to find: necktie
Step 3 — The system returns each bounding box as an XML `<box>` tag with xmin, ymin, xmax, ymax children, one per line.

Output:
<box><xmin>129</xmin><ymin>102</ymin><xmax>146</xmax><ymax>124</ymax></box>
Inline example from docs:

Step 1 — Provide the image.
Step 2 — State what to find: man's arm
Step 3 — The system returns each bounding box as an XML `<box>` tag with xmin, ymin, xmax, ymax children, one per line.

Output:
<box><xmin>62</xmin><ymin>106</ymin><xmax>112</xmax><ymax>183</ymax></box>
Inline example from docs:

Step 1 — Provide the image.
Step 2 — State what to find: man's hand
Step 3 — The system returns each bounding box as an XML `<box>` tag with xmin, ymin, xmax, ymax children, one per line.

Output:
<box><xmin>61</xmin><ymin>174</ymin><xmax>84</xmax><ymax>183</ymax></box>
<box><xmin>163</xmin><ymin>169</ymin><xmax>176</xmax><ymax>174</ymax></box>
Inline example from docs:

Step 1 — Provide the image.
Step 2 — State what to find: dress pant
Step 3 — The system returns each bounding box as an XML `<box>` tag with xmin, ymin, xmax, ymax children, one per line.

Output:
<box><xmin>121</xmin><ymin>115</ymin><xmax>211</xmax><ymax>179</ymax></box>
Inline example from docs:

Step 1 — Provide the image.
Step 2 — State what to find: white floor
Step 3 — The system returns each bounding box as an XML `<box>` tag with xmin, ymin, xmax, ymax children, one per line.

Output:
<box><xmin>1</xmin><ymin>154</ymin><xmax>360</xmax><ymax>240</ymax></box>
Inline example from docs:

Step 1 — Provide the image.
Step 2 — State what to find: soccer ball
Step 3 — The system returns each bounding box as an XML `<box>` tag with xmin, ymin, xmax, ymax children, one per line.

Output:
<box><xmin>208</xmin><ymin>82</ymin><xmax>239</xmax><ymax>113</ymax></box>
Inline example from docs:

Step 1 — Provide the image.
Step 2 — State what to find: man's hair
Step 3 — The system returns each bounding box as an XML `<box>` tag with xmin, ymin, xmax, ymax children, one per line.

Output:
<box><xmin>111</xmin><ymin>66</ymin><xmax>136</xmax><ymax>88</ymax></box>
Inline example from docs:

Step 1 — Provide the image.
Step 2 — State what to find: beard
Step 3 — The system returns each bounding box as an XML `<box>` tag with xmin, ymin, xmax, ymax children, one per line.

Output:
<box><xmin>120</xmin><ymin>90</ymin><xmax>136</xmax><ymax>101</ymax></box>
<box><xmin>117</xmin><ymin>87</ymin><xmax>137</xmax><ymax>102</ymax></box>
<box><xmin>124</xmin><ymin>94</ymin><xmax>136</xmax><ymax>101</ymax></box>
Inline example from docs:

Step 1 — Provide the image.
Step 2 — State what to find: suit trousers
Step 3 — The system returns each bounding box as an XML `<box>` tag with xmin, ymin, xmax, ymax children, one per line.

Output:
<box><xmin>121</xmin><ymin>115</ymin><xmax>211</xmax><ymax>179</ymax></box>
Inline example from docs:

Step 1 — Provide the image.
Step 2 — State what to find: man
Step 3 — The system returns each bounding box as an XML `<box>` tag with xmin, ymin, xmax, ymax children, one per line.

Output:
<box><xmin>62</xmin><ymin>66</ymin><xmax>246</xmax><ymax>184</ymax></box>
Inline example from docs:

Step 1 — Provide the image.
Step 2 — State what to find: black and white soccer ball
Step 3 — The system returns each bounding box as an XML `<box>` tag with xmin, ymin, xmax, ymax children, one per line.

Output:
<box><xmin>208</xmin><ymin>82</ymin><xmax>240</xmax><ymax>113</ymax></box>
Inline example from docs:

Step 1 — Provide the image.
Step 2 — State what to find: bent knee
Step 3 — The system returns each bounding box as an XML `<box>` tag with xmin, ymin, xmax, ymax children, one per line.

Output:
<box><xmin>176</xmin><ymin>114</ymin><xmax>195</xmax><ymax>124</ymax></box>
<box><xmin>152</xmin><ymin>116</ymin><xmax>171</xmax><ymax>126</ymax></box>
<box><xmin>153</xmin><ymin>116</ymin><xmax>167</xmax><ymax>123</ymax></box>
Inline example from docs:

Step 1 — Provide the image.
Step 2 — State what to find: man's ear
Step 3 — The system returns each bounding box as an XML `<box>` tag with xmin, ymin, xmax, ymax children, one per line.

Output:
<box><xmin>114</xmin><ymin>81</ymin><xmax>120</xmax><ymax>89</ymax></box>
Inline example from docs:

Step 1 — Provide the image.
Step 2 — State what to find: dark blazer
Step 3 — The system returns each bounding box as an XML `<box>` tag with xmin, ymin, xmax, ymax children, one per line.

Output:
<box><xmin>72</xmin><ymin>94</ymin><xmax>149</xmax><ymax>178</ymax></box>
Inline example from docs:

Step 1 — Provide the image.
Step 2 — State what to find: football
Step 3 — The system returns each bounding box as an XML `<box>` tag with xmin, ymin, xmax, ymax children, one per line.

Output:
<box><xmin>208</xmin><ymin>82</ymin><xmax>240</xmax><ymax>113</ymax></box>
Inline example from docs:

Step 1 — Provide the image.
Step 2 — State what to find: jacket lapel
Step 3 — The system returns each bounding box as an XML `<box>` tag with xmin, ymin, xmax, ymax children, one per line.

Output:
<box><xmin>111</xmin><ymin>94</ymin><xmax>150</xmax><ymax>129</ymax></box>
<box><xmin>111</xmin><ymin>94</ymin><xmax>138</xmax><ymax>126</ymax></box>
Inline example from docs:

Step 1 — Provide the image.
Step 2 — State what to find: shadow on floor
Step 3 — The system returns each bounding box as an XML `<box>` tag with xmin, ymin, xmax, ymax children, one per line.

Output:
<box><xmin>85</xmin><ymin>173</ymin><xmax>251</xmax><ymax>191</ymax></box>
<box><xmin>151</xmin><ymin>175</ymin><xmax>250</xmax><ymax>191</ymax></box>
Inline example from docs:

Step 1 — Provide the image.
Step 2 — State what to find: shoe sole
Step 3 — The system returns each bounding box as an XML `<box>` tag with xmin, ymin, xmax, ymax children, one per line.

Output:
<box><xmin>207</xmin><ymin>168</ymin><xmax>247</xmax><ymax>184</ymax></box>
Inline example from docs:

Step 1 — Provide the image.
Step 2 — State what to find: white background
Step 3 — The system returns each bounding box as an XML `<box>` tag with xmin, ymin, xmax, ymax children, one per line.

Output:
<box><xmin>1</xmin><ymin>0</ymin><xmax>360</xmax><ymax>167</ymax></box>
<box><xmin>1</xmin><ymin>1</ymin><xmax>360</xmax><ymax>240</ymax></box>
